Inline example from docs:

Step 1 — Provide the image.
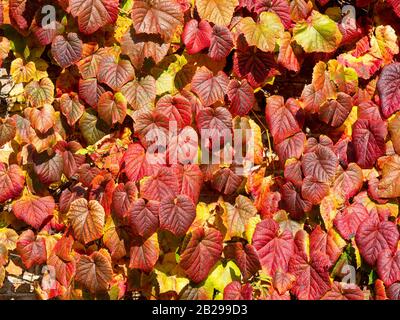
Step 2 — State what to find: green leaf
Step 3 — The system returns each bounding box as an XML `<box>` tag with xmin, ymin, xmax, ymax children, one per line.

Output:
<box><xmin>293</xmin><ymin>10</ymin><xmax>342</xmax><ymax>53</ymax></box>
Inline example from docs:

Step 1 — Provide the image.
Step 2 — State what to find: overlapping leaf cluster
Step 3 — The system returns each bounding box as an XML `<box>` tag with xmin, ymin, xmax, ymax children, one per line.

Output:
<box><xmin>0</xmin><ymin>0</ymin><xmax>400</xmax><ymax>300</ymax></box>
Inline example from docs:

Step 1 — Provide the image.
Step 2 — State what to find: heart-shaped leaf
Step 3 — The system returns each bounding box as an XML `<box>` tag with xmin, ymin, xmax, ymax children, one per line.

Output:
<box><xmin>51</xmin><ymin>33</ymin><xmax>82</xmax><ymax>69</ymax></box>
<box><xmin>377</xmin><ymin>62</ymin><xmax>400</xmax><ymax>118</ymax></box>
<box><xmin>129</xmin><ymin>233</ymin><xmax>160</xmax><ymax>273</ymax></box>
<box><xmin>0</xmin><ymin>163</ymin><xmax>25</xmax><ymax>203</ymax></box>
<box><xmin>159</xmin><ymin>194</ymin><xmax>196</xmax><ymax>236</ymax></box>
<box><xmin>208</xmin><ymin>25</ymin><xmax>234</xmax><ymax>60</ymax></box>
<box><xmin>128</xmin><ymin>199</ymin><xmax>159</xmax><ymax>238</ymax></box>
<box><xmin>182</xmin><ymin>19</ymin><xmax>212</xmax><ymax>55</ymax></box>
<box><xmin>60</xmin><ymin>92</ymin><xmax>85</xmax><ymax>126</ymax></box>
<box><xmin>12</xmin><ymin>194</ymin><xmax>55</xmax><ymax>229</ymax></box>
<box><xmin>75</xmin><ymin>250</ymin><xmax>113</xmax><ymax>293</ymax></box>
<box><xmin>98</xmin><ymin>57</ymin><xmax>135</xmax><ymax>91</ymax></box>
<box><xmin>179</xmin><ymin>227</ymin><xmax>223</xmax><ymax>283</ymax></box>
<box><xmin>98</xmin><ymin>92</ymin><xmax>127</xmax><ymax>126</ymax></box>
<box><xmin>16</xmin><ymin>230</ymin><xmax>47</xmax><ymax>269</ymax></box>
<box><xmin>70</xmin><ymin>0</ymin><xmax>119</xmax><ymax>34</ymax></box>
<box><xmin>67</xmin><ymin>198</ymin><xmax>105</xmax><ymax>244</ymax></box>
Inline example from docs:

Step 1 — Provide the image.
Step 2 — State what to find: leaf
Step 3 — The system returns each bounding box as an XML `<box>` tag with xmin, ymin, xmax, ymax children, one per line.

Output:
<box><xmin>281</xmin><ymin>182</ymin><xmax>312</xmax><ymax>219</ymax></box>
<box><xmin>223</xmin><ymin>281</ymin><xmax>253</xmax><ymax>300</ymax></box>
<box><xmin>79</xmin><ymin>110</ymin><xmax>110</xmax><ymax>145</ymax></box>
<box><xmin>47</xmin><ymin>236</ymin><xmax>76</xmax><ymax>287</ymax></box>
<box><xmin>377</xmin><ymin>62</ymin><xmax>400</xmax><ymax>118</ymax></box>
<box><xmin>179</xmin><ymin>227</ymin><xmax>223</xmax><ymax>283</ymax></box>
<box><xmin>59</xmin><ymin>92</ymin><xmax>85</xmax><ymax>126</ymax></box>
<box><xmin>208</xmin><ymin>25</ymin><xmax>234</xmax><ymax>60</ymax></box>
<box><xmin>98</xmin><ymin>57</ymin><xmax>135</xmax><ymax>91</ymax></box>
<box><xmin>0</xmin><ymin>163</ymin><xmax>25</xmax><ymax>203</ymax></box>
<box><xmin>301</xmin><ymin>145</ymin><xmax>338</xmax><ymax>183</ymax></box>
<box><xmin>293</xmin><ymin>10</ymin><xmax>342</xmax><ymax>53</ymax></box>
<box><xmin>79</xmin><ymin>78</ymin><xmax>106</xmax><ymax>108</ymax></box>
<box><xmin>224</xmin><ymin>242</ymin><xmax>261</xmax><ymax>281</ymax></box>
<box><xmin>24</xmin><ymin>104</ymin><xmax>56</xmax><ymax>134</ymax></box>
<box><xmin>121</xmin><ymin>76</ymin><xmax>156</xmax><ymax>111</ymax></box>
<box><xmin>140</xmin><ymin>167</ymin><xmax>179</xmax><ymax>202</ymax></box>
<box><xmin>12</xmin><ymin>194</ymin><xmax>54</xmax><ymax>229</ymax></box>
<box><xmin>67</xmin><ymin>198</ymin><xmax>105</xmax><ymax>244</ymax></box>
<box><xmin>321</xmin><ymin>282</ymin><xmax>365</xmax><ymax>300</ymax></box>
<box><xmin>301</xmin><ymin>176</ymin><xmax>329</xmax><ymax>205</ymax></box>
<box><xmin>319</xmin><ymin>92</ymin><xmax>353</xmax><ymax>127</ymax></box>
<box><xmin>70</xmin><ymin>0</ymin><xmax>119</xmax><ymax>34</ymax></box>
<box><xmin>122</xmin><ymin>143</ymin><xmax>152</xmax><ymax>182</ymax></box>
<box><xmin>129</xmin><ymin>233</ymin><xmax>160</xmax><ymax>273</ymax></box>
<box><xmin>377</xmin><ymin>249</ymin><xmax>400</xmax><ymax>286</ymax></box>
<box><xmin>352</xmin><ymin>118</ymin><xmax>387</xmax><ymax>169</ymax></box>
<box><xmin>112</xmin><ymin>182</ymin><xmax>138</xmax><ymax>219</ymax></box>
<box><xmin>227</xmin><ymin>79</ymin><xmax>255</xmax><ymax>116</ymax></box>
<box><xmin>131</xmin><ymin>0</ymin><xmax>183</xmax><ymax>41</ymax></box>
<box><xmin>121</xmin><ymin>29</ymin><xmax>170</xmax><ymax>69</ymax></box>
<box><xmin>211</xmin><ymin>168</ymin><xmax>243</xmax><ymax>195</ymax></box>
<box><xmin>355</xmin><ymin>215</ymin><xmax>399</xmax><ymax>266</ymax></box>
<box><xmin>239</xmin><ymin>12</ymin><xmax>284</xmax><ymax>53</ymax></box>
<box><xmin>255</xmin><ymin>0</ymin><xmax>291</xmax><ymax>29</ymax></box>
<box><xmin>266</xmin><ymin>95</ymin><xmax>301</xmax><ymax>144</ymax></box>
<box><xmin>191</xmin><ymin>66</ymin><xmax>229</xmax><ymax>107</ymax></box>
<box><xmin>75</xmin><ymin>250</ymin><xmax>113</xmax><ymax>293</ymax></box>
<box><xmin>378</xmin><ymin>155</ymin><xmax>400</xmax><ymax>198</ymax></box>
<box><xmin>197</xmin><ymin>107</ymin><xmax>233</xmax><ymax>137</ymax></box>
<box><xmin>10</xmin><ymin>58</ymin><xmax>36</xmax><ymax>83</ymax></box>
<box><xmin>182</xmin><ymin>19</ymin><xmax>212</xmax><ymax>55</ymax></box>
<box><xmin>33</xmin><ymin>151</ymin><xmax>63</xmax><ymax>185</ymax></box>
<box><xmin>0</xmin><ymin>229</ymin><xmax>18</xmax><ymax>251</ymax></box>
<box><xmin>156</xmin><ymin>94</ymin><xmax>192</xmax><ymax>129</ymax></box>
<box><xmin>25</xmin><ymin>78</ymin><xmax>55</xmax><ymax>107</ymax></box>
<box><xmin>224</xmin><ymin>195</ymin><xmax>257</xmax><ymax>239</ymax></box>
<box><xmin>332</xmin><ymin>163</ymin><xmax>363</xmax><ymax>202</ymax></box>
<box><xmin>128</xmin><ymin>199</ymin><xmax>159</xmax><ymax>238</ymax></box>
<box><xmin>159</xmin><ymin>194</ymin><xmax>196</xmax><ymax>236</ymax></box>
<box><xmin>196</xmin><ymin>0</ymin><xmax>239</xmax><ymax>26</ymax></box>
<box><xmin>51</xmin><ymin>33</ymin><xmax>83</xmax><ymax>69</ymax></box>
<box><xmin>277</xmin><ymin>32</ymin><xmax>300</xmax><ymax>72</ymax></box>
<box><xmin>288</xmin><ymin>250</ymin><xmax>331</xmax><ymax>300</ymax></box>
<box><xmin>0</xmin><ymin>118</ymin><xmax>16</xmax><ymax>147</ymax></box>
<box><xmin>275</xmin><ymin>132</ymin><xmax>306</xmax><ymax>163</ymax></box>
<box><xmin>334</xmin><ymin>203</ymin><xmax>370</xmax><ymax>240</ymax></box>
<box><xmin>98</xmin><ymin>92</ymin><xmax>127</xmax><ymax>126</ymax></box>
<box><xmin>252</xmin><ymin>218</ymin><xmax>295</xmax><ymax>276</ymax></box>
<box><xmin>16</xmin><ymin>230</ymin><xmax>47</xmax><ymax>269</ymax></box>
<box><xmin>175</xmin><ymin>164</ymin><xmax>203</xmax><ymax>204</ymax></box>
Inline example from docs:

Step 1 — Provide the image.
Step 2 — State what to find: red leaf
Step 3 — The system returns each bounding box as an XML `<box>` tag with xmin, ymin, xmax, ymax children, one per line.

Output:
<box><xmin>352</xmin><ymin>118</ymin><xmax>387</xmax><ymax>168</ymax></box>
<box><xmin>131</xmin><ymin>0</ymin><xmax>183</xmax><ymax>41</ymax></box>
<box><xmin>47</xmin><ymin>236</ymin><xmax>76</xmax><ymax>287</ymax></box>
<box><xmin>319</xmin><ymin>92</ymin><xmax>353</xmax><ymax>127</ymax></box>
<box><xmin>266</xmin><ymin>95</ymin><xmax>301</xmax><ymax>144</ymax></box>
<box><xmin>140</xmin><ymin>167</ymin><xmax>179</xmax><ymax>202</ymax></box>
<box><xmin>112</xmin><ymin>182</ymin><xmax>138</xmax><ymax>219</ymax></box>
<box><xmin>128</xmin><ymin>199</ymin><xmax>159</xmax><ymax>238</ymax></box>
<box><xmin>377</xmin><ymin>249</ymin><xmax>400</xmax><ymax>286</ymax></box>
<box><xmin>288</xmin><ymin>250</ymin><xmax>331</xmax><ymax>300</ymax></box>
<box><xmin>301</xmin><ymin>176</ymin><xmax>329</xmax><ymax>205</ymax></box>
<box><xmin>156</xmin><ymin>94</ymin><xmax>192</xmax><ymax>130</ymax></box>
<box><xmin>208</xmin><ymin>25</ymin><xmax>234</xmax><ymax>61</ymax></box>
<box><xmin>75</xmin><ymin>250</ymin><xmax>113</xmax><ymax>293</ymax></box>
<box><xmin>191</xmin><ymin>66</ymin><xmax>229</xmax><ymax>107</ymax></box>
<box><xmin>281</xmin><ymin>182</ymin><xmax>312</xmax><ymax>219</ymax></box>
<box><xmin>255</xmin><ymin>0</ymin><xmax>291</xmax><ymax>29</ymax></box>
<box><xmin>16</xmin><ymin>230</ymin><xmax>47</xmax><ymax>269</ymax></box>
<box><xmin>223</xmin><ymin>282</ymin><xmax>253</xmax><ymax>300</ymax></box>
<box><xmin>122</xmin><ymin>143</ymin><xmax>153</xmax><ymax>182</ymax></box>
<box><xmin>98</xmin><ymin>92</ymin><xmax>127</xmax><ymax>126</ymax></box>
<box><xmin>33</xmin><ymin>151</ymin><xmax>63</xmax><ymax>185</ymax></box>
<box><xmin>175</xmin><ymin>164</ymin><xmax>203</xmax><ymax>204</ymax></box>
<box><xmin>377</xmin><ymin>62</ymin><xmax>400</xmax><ymax>118</ymax></box>
<box><xmin>70</xmin><ymin>0</ymin><xmax>119</xmax><ymax>34</ymax></box>
<box><xmin>301</xmin><ymin>145</ymin><xmax>339</xmax><ymax>183</ymax></box>
<box><xmin>334</xmin><ymin>203</ymin><xmax>370</xmax><ymax>240</ymax></box>
<box><xmin>179</xmin><ymin>227</ymin><xmax>223</xmax><ymax>283</ymax></box>
<box><xmin>211</xmin><ymin>167</ymin><xmax>243</xmax><ymax>195</ymax></box>
<box><xmin>252</xmin><ymin>218</ymin><xmax>295</xmax><ymax>276</ymax></box>
<box><xmin>98</xmin><ymin>57</ymin><xmax>135</xmax><ymax>91</ymax></box>
<box><xmin>224</xmin><ymin>242</ymin><xmax>261</xmax><ymax>281</ymax></box>
<box><xmin>60</xmin><ymin>93</ymin><xmax>85</xmax><ymax>126</ymax></box>
<box><xmin>159</xmin><ymin>194</ymin><xmax>196</xmax><ymax>236</ymax></box>
<box><xmin>227</xmin><ymin>79</ymin><xmax>255</xmax><ymax>116</ymax></box>
<box><xmin>13</xmin><ymin>195</ymin><xmax>55</xmax><ymax>229</ymax></box>
<box><xmin>79</xmin><ymin>78</ymin><xmax>106</xmax><ymax>108</ymax></box>
<box><xmin>321</xmin><ymin>282</ymin><xmax>365</xmax><ymax>300</ymax></box>
<box><xmin>275</xmin><ymin>132</ymin><xmax>306</xmax><ymax>163</ymax></box>
<box><xmin>0</xmin><ymin>163</ymin><xmax>25</xmax><ymax>203</ymax></box>
<box><xmin>129</xmin><ymin>234</ymin><xmax>160</xmax><ymax>273</ymax></box>
<box><xmin>51</xmin><ymin>33</ymin><xmax>82</xmax><ymax>69</ymax></box>
<box><xmin>355</xmin><ymin>215</ymin><xmax>399</xmax><ymax>266</ymax></box>
<box><xmin>182</xmin><ymin>19</ymin><xmax>212</xmax><ymax>55</ymax></box>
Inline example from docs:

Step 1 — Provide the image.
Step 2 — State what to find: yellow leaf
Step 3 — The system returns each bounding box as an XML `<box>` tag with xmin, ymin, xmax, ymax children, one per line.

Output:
<box><xmin>196</xmin><ymin>0</ymin><xmax>238</xmax><ymax>26</ymax></box>
<box><xmin>0</xmin><ymin>228</ymin><xmax>18</xmax><ymax>250</ymax></box>
<box><xmin>10</xmin><ymin>58</ymin><xmax>36</xmax><ymax>83</ymax></box>
<box><xmin>239</xmin><ymin>12</ymin><xmax>284</xmax><ymax>52</ymax></box>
